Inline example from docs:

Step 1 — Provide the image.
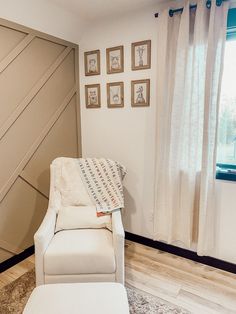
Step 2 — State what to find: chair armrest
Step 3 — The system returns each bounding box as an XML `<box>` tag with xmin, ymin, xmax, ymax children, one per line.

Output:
<box><xmin>34</xmin><ymin>209</ymin><xmax>56</xmax><ymax>286</ymax></box>
<box><xmin>112</xmin><ymin>210</ymin><xmax>125</xmax><ymax>284</ymax></box>
<box><xmin>112</xmin><ymin>210</ymin><xmax>125</xmax><ymax>238</ymax></box>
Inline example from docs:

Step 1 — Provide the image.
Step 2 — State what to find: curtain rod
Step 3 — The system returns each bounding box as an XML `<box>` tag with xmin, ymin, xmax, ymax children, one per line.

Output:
<box><xmin>154</xmin><ymin>0</ymin><xmax>227</xmax><ymax>18</ymax></box>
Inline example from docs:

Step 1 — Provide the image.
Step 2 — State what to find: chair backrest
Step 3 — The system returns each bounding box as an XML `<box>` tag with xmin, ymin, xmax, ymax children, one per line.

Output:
<box><xmin>48</xmin><ymin>157</ymin><xmax>65</xmax><ymax>213</ymax></box>
<box><xmin>49</xmin><ymin>157</ymin><xmax>94</xmax><ymax>212</ymax></box>
<box><xmin>48</xmin><ymin>157</ymin><xmax>112</xmax><ymax>233</ymax></box>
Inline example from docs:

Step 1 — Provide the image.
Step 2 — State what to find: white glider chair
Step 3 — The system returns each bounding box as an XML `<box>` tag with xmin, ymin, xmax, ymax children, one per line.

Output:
<box><xmin>34</xmin><ymin>158</ymin><xmax>125</xmax><ymax>286</ymax></box>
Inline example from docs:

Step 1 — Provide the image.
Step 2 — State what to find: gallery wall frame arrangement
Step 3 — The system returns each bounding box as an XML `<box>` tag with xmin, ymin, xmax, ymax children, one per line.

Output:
<box><xmin>84</xmin><ymin>49</ymin><xmax>100</xmax><ymax>76</ymax></box>
<box><xmin>106</xmin><ymin>45</ymin><xmax>124</xmax><ymax>74</ymax></box>
<box><xmin>84</xmin><ymin>40</ymin><xmax>151</xmax><ymax>109</ymax></box>
<box><xmin>131</xmin><ymin>40</ymin><xmax>151</xmax><ymax>71</ymax></box>
<box><xmin>85</xmin><ymin>84</ymin><xmax>101</xmax><ymax>108</ymax></box>
<box><xmin>131</xmin><ymin>79</ymin><xmax>150</xmax><ymax>107</ymax></box>
<box><xmin>107</xmin><ymin>81</ymin><xmax>124</xmax><ymax>108</ymax></box>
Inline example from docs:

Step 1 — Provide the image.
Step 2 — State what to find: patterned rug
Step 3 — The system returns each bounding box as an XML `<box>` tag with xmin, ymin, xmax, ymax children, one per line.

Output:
<box><xmin>0</xmin><ymin>269</ymin><xmax>190</xmax><ymax>314</ymax></box>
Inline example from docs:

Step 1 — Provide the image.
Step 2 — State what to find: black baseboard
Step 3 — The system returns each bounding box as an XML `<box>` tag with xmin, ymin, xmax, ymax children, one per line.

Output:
<box><xmin>0</xmin><ymin>246</ymin><xmax>34</xmax><ymax>273</ymax></box>
<box><xmin>1</xmin><ymin>234</ymin><xmax>235</xmax><ymax>275</ymax></box>
<box><xmin>125</xmin><ymin>232</ymin><xmax>236</xmax><ymax>274</ymax></box>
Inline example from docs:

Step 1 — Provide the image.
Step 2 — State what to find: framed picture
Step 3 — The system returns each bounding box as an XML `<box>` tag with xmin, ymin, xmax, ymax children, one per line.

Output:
<box><xmin>131</xmin><ymin>40</ymin><xmax>151</xmax><ymax>70</ymax></box>
<box><xmin>106</xmin><ymin>46</ymin><xmax>124</xmax><ymax>74</ymax></box>
<box><xmin>84</xmin><ymin>50</ymin><xmax>100</xmax><ymax>76</ymax></box>
<box><xmin>131</xmin><ymin>79</ymin><xmax>150</xmax><ymax>107</ymax></box>
<box><xmin>85</xmin><ymin>84</ymin><xmax>101</xmax><ymax>108</ymax></box>
<box><xmin>107</xmin><ymin>82</ymin><xmax>124</xmax><ymax>108</ymax></box>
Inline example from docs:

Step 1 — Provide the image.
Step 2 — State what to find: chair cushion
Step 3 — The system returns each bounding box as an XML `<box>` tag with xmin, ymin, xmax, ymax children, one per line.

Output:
<box><xmin>44</xmin><ymin>229</ymin><xmax>116</xmax><ymax>275</ymax></box>
<box><xmin>55</xmin><ymin>206</ymin><xmax>112</xmax><ymax>233</ymax></box>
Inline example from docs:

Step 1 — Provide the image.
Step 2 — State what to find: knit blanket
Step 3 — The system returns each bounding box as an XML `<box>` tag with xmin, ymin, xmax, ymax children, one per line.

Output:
<box><xmin>78</xmin><ymin>158</ymin><xmax>127</xmax><ymax>214</ymax></box>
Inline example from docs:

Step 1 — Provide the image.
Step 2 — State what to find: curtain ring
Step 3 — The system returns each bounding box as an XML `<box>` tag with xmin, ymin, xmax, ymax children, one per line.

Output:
<box><xmin>206</xmin><ymin>0</ymin><xmax>211</xmax><ymax>9</ymax></box>
<box><xmin>216</xmin><ymin>0</ymin><xmax>223</xmax><ymax>6</ymax></box>
<box><xmin>169</xmin><ymin>9</ymin><xmax>174</xmax><ymax>17</ymax></box>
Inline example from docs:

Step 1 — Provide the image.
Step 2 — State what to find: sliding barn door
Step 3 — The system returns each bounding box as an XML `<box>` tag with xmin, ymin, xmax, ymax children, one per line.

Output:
<box><xmin>0</xmin><ymin>19</ymin><xmax>81</xmax><ymax>263</ymax></box>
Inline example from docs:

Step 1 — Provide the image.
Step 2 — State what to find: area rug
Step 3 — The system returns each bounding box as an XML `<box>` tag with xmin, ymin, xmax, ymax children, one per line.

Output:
<box><xmin>0</xmin><ymin>269</ymin><xmax>190</xmax><ymax>314</ymax></box>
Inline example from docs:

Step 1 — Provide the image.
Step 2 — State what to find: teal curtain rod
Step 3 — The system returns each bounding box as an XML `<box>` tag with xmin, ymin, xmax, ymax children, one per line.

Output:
<box><xmin>154</xmin><ymin>0</ymin><xmax>227</xmax><ymax>18</ymax></box>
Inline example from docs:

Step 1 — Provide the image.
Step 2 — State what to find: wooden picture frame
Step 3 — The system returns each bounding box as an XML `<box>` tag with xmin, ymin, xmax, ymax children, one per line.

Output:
<box><xmin>131</xmin><ymin>79</ymin><xmax>150</xmax><ymax>107</ymax></box>
<box><xmin>107</xmin><ymin>82</ymin><xmax>124</xmax><ymax>108</ymax></box>
<box><xmin>84</xmin><ymin>50</ymin><xmax>100</xmax><ymax>76</ymax></box>
<box><xmin>106</xmin><ymin>45</ymin><xmax>124</xmax><ymax>74</ymax></box>
<box><xmin>85</xmin><ymin>84</ymin><xmax>101</xmax><ymax>108</ymax></box>
<box><xmin>131</xmin><ymin>40</ymin><xmax>151</xmax><ymax>71</ymax></box>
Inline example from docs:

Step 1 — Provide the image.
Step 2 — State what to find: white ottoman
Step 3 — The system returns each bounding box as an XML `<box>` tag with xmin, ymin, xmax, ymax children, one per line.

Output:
<box><xmin>23</xmin><ymin>282</ymin><xmax>129</xmax><ymax>314</ymax></box>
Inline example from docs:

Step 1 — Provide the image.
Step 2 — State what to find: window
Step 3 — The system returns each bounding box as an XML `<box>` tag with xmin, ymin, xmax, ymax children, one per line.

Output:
<box><xmin>216</xmin><ymin>8</ymin><xmax>236</xmax><ymax>181</ymax></box>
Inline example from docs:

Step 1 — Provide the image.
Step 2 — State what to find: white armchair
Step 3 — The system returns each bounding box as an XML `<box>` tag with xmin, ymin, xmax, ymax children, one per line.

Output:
<box><xmin>34</xmin><ymin>158</ymin><xmax>125</xmax><ymax>286</ymax></box>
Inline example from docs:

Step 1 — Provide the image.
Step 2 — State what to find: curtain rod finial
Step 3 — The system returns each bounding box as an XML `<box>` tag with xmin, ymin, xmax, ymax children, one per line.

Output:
<box><xmin>206</xmin><ymin>0</ymin><xmax>211</xmax><ymax>9</ymax></box>
<box><xmin>169</xmin><ymin>9</ymin><xmax>174</xmax><ymax>17</ymax></box>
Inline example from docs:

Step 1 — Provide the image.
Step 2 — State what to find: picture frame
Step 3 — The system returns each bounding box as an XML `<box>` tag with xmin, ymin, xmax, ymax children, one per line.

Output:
<box><xmin>84</xmin><ymin>50</ymin><xmax>100</xmax><ymax>76</ymax></box>
<box><xmin>106</xmin><ymin>45</ymin><xmax>124</xmax><ymax>74</ymax></box>
<box><xmin>131</xmin><ymin>40</ymin><xmax>151</xmax><ymax>71</ymax></box>
<box><xmin>85</xmin><ymin>84</ymin><xmax>101</xmax><ymax>108</ymax></box>
<box><xmin>107</xmin><ymin>82</ymin><xmax>124</xmax><ymax>108</ymax></box>
<box><xmin>131</xmin><ymin>79</ymin><xmax>150</xmax><ymax>107</ymax></box>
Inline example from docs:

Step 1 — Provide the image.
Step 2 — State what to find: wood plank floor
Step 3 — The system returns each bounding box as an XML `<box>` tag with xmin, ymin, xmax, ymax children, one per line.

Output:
<box><xmin>125</xmin><ymin>241</ymin><xmax>236</xmax><ymax>314</ymax></box>
<box><xmin>0</xmin><ymin>241</ymin><xmax>236</xmax><ymax>313</ymax></box>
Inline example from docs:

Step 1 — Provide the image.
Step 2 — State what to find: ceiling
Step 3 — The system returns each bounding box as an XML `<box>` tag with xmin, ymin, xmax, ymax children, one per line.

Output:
<box><xmin>48</xmin><ymin>0</ymin><xmax>166</xmax><ymax>21</ymax></box>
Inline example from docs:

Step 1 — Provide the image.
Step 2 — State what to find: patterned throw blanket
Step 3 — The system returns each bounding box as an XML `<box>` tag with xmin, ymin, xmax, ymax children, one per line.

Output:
<box><xmin>78</xmin><ymin>158</ymin><xmax>127</xmax><ymax>214</ymax></box>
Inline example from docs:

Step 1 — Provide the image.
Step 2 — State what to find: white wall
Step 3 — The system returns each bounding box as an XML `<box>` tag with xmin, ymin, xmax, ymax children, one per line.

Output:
<box><xmin>0</xmin><ymin>0</ymin><xmax>85</xmax><ymax>43</ymax></box>
<box><xmin>79</xmin><ymin>4</ymin><xmax>236</xmax><ymax>264</ymax></box>
<box><xmin>214</xmin><ymin>180</ymin><xmax>236</xmax><ymax>263</ymax></box>
<box><xmin>80</xmin><ymin>5</ymin><xmax>158</xmax><ymax>239</ymax></box>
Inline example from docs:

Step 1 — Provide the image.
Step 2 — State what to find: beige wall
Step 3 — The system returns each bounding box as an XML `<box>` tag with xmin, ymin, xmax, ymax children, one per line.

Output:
<box><xmin>0</xmin><ymin>19</ymin><xmax>81</xmax><ymax>263</ymax></box>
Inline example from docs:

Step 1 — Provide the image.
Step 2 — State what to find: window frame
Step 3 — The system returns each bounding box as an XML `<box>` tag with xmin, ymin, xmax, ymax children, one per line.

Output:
<box><xmin>216</xmin><ymin>8</ymin><xmax>236</xmax><ymax>182</ymax></box>
<box><xmin>226</xmin><ymin>8</ymin><xmax>236</xmax><ymax>41</ymax></box>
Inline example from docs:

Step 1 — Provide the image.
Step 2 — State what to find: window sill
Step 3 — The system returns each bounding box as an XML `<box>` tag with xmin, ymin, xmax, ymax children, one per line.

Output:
<box><xmin>216</xmin><ymin>171</ymin><xmax>236</xmax><ymax>182</ymax></box>
<box><xmin>216</xmin><ymin>164</ymin><xmax>236</xmax><ymax>182</ymax></box>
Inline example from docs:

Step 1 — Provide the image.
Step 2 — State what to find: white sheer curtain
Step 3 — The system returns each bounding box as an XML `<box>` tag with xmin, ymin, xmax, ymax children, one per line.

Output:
<box><xmin>154</xmin><ymin>0</ymin><xmax>228</xmax><ymax>255</ymax></box>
